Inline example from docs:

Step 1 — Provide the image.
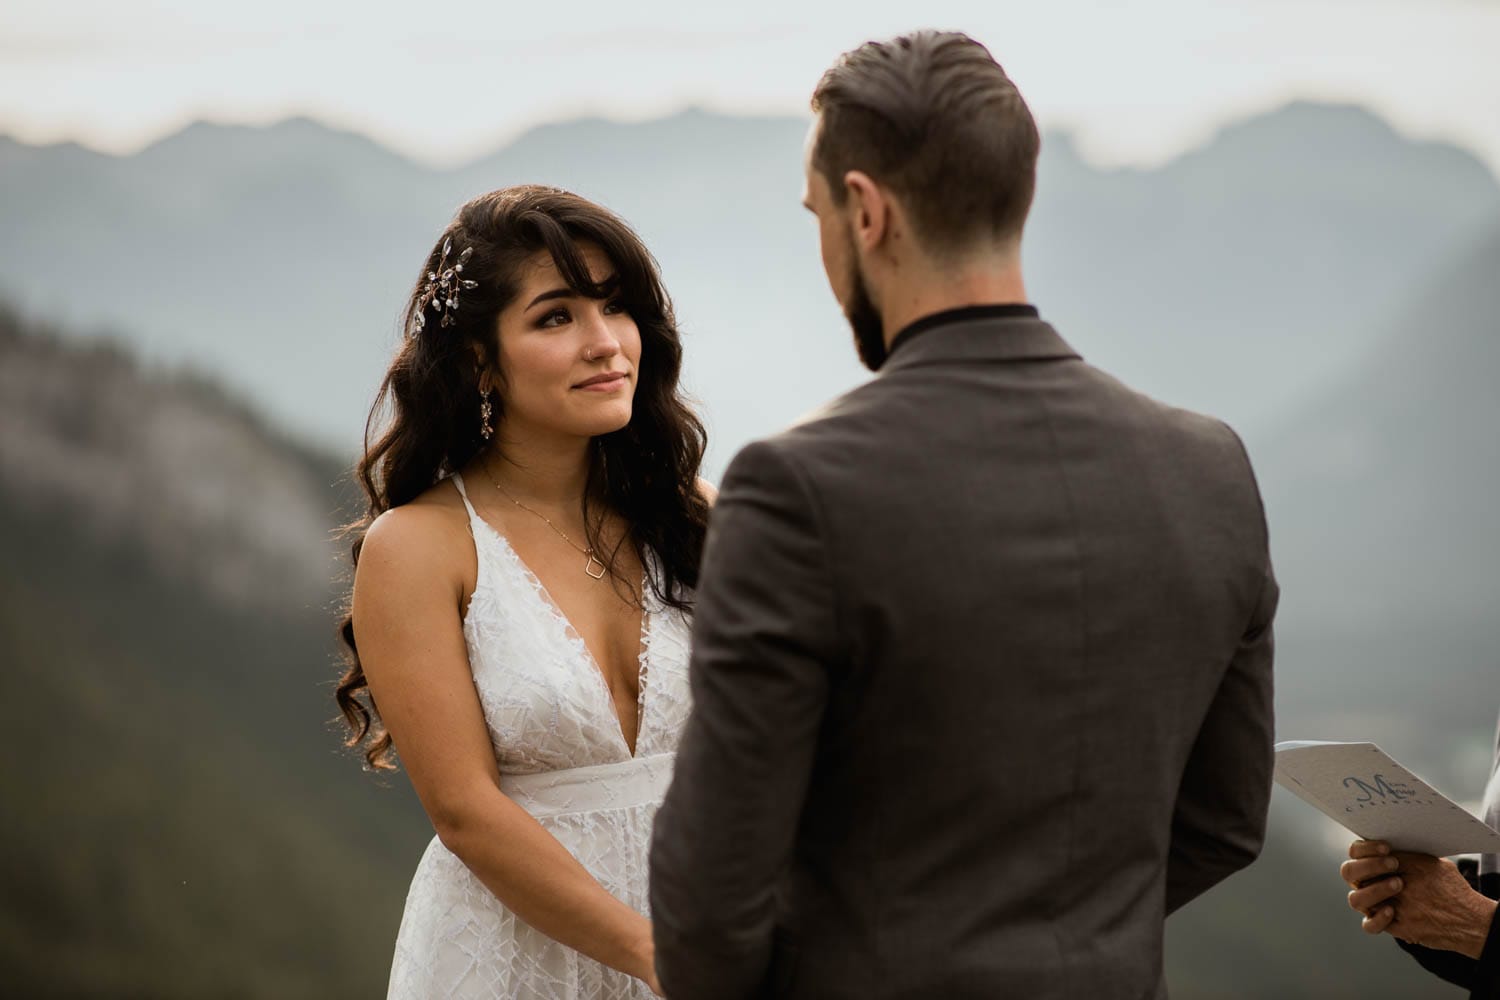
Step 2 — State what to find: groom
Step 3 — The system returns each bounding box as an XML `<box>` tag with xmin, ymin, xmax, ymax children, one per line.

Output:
<box><xmin>650</xmin><ymin>30</ymin><xmax>1278</xmax><ymax>999</ymax></box>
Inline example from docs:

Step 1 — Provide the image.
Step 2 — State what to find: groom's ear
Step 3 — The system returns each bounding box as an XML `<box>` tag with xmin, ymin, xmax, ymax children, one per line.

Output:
<box><xmin>842</xmin><ymin>170</ymin><xmax>890</xmax><ymax>252</ymax></box>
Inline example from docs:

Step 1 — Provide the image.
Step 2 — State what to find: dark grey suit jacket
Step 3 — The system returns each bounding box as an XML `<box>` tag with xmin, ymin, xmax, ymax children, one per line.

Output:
<box><xmin>650</xmin><ymin>310</ymin><xmax>1278</xmax><ymax>1000</ymax></box>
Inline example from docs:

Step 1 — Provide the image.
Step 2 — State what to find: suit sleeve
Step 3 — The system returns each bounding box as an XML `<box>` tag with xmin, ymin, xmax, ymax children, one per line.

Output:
<box><xmin>1395</xmin><ymin>931</ymin><xmax>1482</xmax><ymax>992</ymax></box>
<box><xmin>1471</xmin><ymin>899</ymin><xmax>1500</xmax><ymax>999</ymax></box>
<box><xmin>1394</xmin><ymin>863</ymin><xmax>1500</xmax><ymax>998</ymax></box>
<box><xmin>649</xmin><ymin>439</ymin><xmax>841</xmax><ymax>1000</ymax></box>
<box><xmin>1165</xmin><ymin>431</ymin><xmax>1279</xmax><ymax>915</ymax></box>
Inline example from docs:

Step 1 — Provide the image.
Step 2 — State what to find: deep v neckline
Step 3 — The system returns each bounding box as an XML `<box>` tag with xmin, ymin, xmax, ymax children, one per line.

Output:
<box><xmin>457</xmin><ymin>478</ymin><xmax>652</xmax><ymax>759</ymax></box>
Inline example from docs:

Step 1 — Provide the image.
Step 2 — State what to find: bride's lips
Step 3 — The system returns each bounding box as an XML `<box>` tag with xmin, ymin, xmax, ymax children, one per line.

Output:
<box><xmin>573</xmin><ymin>371</ymin><xmax>629</xmax><ymax>392</ymax></box>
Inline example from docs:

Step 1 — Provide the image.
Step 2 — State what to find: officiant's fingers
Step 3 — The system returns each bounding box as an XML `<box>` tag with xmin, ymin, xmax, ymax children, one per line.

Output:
<box><xmin>1360</xmin><ymin>905</ymin><xmax>1396</xmax><ymax>935</ymax></box>
<box><xmin>1348</xmin><ymin>839</ymin><xmax>1391</xmax><ymax>859</ymax></box>
<box><xmin>1340</xmin><ymin>855</ymin><xmax>1400</xmax><ymax>887</ymax></box>
<box><xmin>1348</xmin><ymin>877</ymin><xmax>1402</xmax><ymax>915</ymax></box>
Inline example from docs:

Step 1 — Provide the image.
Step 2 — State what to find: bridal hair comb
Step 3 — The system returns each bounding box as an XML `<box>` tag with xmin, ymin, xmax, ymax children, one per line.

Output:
<box><xmin>412</xmin><ymin>238</ymin><xmax>478</xmax><ymax>333</ymax></box>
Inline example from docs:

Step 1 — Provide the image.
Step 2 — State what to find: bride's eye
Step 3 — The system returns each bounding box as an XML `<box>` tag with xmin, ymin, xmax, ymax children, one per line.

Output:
<box><xmin>538</xmin><ymin>307</ymin><xmax>571</xmax><ymax>328</ymax></box>
<box><xmin>603</xmin><ymin>298</ymin><xmax>628</xmax><ymax>316</ymax></box>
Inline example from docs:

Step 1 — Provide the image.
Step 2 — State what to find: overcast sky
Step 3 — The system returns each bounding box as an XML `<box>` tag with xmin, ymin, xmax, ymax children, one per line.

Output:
<box><xmin>3</xmin><ymin>0</ymin><xmax>1498</xmax><ymax>173</ymax></box>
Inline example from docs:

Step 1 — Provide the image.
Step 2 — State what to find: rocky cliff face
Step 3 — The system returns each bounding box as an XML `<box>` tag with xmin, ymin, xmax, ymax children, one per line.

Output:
<box><xmin>0</xmin><ymin>307</ymin><xmax>347</xmax><ymax>614</ymax></box>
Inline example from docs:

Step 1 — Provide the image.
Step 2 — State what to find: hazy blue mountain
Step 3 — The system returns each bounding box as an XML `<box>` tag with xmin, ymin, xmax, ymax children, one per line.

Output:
<box><xmin>1</xmin><ymin>103</ymin><xmax>1495</xmax><ymax>476</ymax></box>
<box><xmin>0</xmin><ymin>312</ymin><xmax>343</xmax><ymax>613</ymax></box>
<box><xmin>1030</xmin><ymin>102</ymin><xmax>1500</xmax><ymax>424</ymax></box>
<box><xmin>1255</xmin><ymin>223</ymin><xmax>1500</xmax><ymax>785</ymax></box>
<box><xmin>1265</xmin><ymin>222</ymin><xmax>1500</xmax><ymax>631</ymax></box>
<box><xmin>0</xmin><ymin>305</ymin><xmax>431</xmax><ymax>997</ymax></box>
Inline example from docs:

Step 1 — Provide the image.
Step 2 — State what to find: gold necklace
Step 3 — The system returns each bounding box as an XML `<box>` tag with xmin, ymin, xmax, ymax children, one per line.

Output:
<box><xmin>482</xmin><ymin>460</ymin><xmax>607</xmax><ymax>580</ymax></box>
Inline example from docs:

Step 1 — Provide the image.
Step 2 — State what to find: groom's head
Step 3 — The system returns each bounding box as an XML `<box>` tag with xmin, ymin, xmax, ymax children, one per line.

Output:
<box><xmin>804</xmin><ymin>31</ymin><xmax>1040</xmax><ymax>370</ymax></box>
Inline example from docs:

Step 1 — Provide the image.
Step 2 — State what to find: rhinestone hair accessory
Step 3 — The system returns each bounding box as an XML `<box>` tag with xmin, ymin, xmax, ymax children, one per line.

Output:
<box><xmin>412</xmin><ymin>238</ymin><xmax>477</xmax><ymax>334</ymax></box>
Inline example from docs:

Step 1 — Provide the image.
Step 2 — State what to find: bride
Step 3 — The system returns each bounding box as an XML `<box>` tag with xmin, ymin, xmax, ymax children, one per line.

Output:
<box><xmin>334</xmin><ymin>185</ymin><xmax>713</xmax><ymax>998</ymax></box>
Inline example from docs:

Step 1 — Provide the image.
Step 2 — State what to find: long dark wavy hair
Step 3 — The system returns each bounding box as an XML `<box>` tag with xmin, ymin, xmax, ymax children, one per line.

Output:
<box><xmin>335</xmin><ymin>185</ymin><xmax>709</xmax><ymax>770</ymax></box>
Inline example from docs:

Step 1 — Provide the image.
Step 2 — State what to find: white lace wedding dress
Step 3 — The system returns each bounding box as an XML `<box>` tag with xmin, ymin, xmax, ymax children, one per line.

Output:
<box><xmin>386</xmin><ymin>472</ymin><xmax>694</xmax><ymax>999</ymax></box>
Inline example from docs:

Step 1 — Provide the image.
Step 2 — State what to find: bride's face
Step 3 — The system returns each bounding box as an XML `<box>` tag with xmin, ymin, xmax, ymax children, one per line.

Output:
<box><xmin>491</xmin><ymin>243</ymin><xmax>642</xmax><ymax>440</ymax></box>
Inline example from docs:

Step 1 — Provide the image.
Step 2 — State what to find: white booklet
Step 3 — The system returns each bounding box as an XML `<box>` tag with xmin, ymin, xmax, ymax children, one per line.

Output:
<box><xmin>1274</xmin><ymin>740</ymin><xmax>1500</xmax><ymax>857</ymax></box>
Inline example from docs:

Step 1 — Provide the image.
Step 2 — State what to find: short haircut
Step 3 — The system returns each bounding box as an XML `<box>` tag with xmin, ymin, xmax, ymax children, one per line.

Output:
<box><xmin>810</xmin><ymin>30</ymin><xmax>1041</xmax><ymax>252</ymax></box>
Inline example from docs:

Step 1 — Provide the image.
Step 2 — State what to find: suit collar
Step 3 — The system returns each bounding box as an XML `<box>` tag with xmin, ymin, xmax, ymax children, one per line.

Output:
<box><xmin>878</xmin><ymin>307</ymin><xmax>1080</xmax><ymax>374</ymax></box>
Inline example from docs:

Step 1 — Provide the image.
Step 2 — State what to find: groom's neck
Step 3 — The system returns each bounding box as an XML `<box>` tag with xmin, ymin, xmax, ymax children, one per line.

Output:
<box><xmin>876</xmin><ymin>249</ymin><xmax>1029</xmax><ymax>344</ymax></box>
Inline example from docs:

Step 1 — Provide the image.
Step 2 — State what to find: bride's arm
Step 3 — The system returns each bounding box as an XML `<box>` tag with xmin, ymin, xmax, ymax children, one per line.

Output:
<box><xmin>352</xmin><ymin>504</ymin><xmax>659</xmax><ymax>991</ymax></box>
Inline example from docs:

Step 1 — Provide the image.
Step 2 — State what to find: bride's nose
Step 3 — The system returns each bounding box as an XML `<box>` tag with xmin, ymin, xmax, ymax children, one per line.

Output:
<box><xmin>580</xmin><ymin>310</ymin><xmax>621</xmax><ymax>362</ymax></box>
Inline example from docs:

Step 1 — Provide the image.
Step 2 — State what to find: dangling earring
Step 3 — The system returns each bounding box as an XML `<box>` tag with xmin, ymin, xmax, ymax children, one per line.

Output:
<box><xmin>478</xmin><ymin>385</ymin><xmax>494</xmax><ymax>440</ymax></box>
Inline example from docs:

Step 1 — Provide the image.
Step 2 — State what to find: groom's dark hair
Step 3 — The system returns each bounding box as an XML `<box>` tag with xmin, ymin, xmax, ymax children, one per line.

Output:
<box><xmin>810</xmin><ymin>30</ymin><xmax>1040</xmax><ymax>253</ymax></box>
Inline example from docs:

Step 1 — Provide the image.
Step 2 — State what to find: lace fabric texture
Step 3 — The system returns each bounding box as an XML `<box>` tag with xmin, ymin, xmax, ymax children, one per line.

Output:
<box><xmin>387</xmin><ymin>473</ymin><xmax>693</xmax><ymax>999</ymax></box>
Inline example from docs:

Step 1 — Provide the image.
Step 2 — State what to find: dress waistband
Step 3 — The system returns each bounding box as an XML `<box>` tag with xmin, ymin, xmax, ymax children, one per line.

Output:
<box><xmin>499</xmin><ymin>753</ymin><xmax>676</xmax><ymax>820</ymax></box>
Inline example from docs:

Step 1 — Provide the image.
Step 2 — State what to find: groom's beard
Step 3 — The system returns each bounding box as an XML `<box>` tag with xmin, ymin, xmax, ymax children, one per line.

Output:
<box><xmin>844</xmin><ymin>252</ymin><xmax>888</xmax><ymax>372</ymax></box>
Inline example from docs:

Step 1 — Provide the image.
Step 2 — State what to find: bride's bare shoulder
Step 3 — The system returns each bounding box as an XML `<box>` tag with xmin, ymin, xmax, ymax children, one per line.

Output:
<box><xmin>360</xmin><ymin>477</ymin><xmax>472</xmax><ymax>575</ymax></box>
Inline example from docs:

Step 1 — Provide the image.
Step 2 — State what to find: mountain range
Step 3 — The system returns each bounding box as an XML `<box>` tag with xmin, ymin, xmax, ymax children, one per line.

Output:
<box><xmin>2</xmin><ymin>102</ymin><xmax>1496</xmax><ymax>471</ymax></box>
<box><xmin>3</xmin><ymin>102</ymin><xmax>1498</xmax><ymax>997</ymax></box>
<box><xmin>1259</xmin><ymin>221</ymin><xmax>1500</xmax><ymax>779</ymax></box>
<box><xmin>0</xmin><ymin>305</ymin><xmax>432</xmax><ymax>997</ymax></box>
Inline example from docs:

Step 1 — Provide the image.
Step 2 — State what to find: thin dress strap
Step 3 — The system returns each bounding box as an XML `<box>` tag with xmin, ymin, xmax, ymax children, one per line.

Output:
<box><xmin>451</xmin><ymin>471</ymin><xmax>480</xmax><ymax>520</ymax></box>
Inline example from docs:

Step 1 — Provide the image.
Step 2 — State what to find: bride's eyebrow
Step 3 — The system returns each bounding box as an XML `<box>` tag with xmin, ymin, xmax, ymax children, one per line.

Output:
<box><xmin>525</xmin><ymin>287</ymin><xmax>574</xmax><ymax>310</ymax></box>
<box><xmin>524</xmin><ymin>275</ymin><xmax>620</xmax><ymax>311</ymax></box>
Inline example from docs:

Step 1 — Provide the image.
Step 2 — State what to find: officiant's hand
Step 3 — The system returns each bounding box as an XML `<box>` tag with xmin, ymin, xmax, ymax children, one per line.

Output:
<box><xmin>1341</xmin><ymin>839</ymin><xmax>1499</xmax><ymax>959</ymax></box>
<box><xmin>1341</xmin><ymin>839</ymin><xmax>1402</xmax><ymax>933</ymax></box>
